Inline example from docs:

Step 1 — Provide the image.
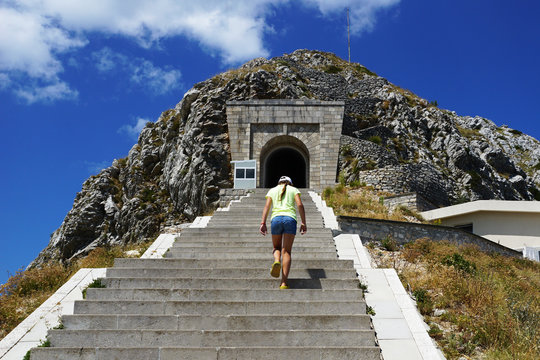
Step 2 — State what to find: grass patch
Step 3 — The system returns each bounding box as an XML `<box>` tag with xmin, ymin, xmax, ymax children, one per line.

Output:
<box><xmin>381</xmin><ymin>236</ymin><xmax>398</xmax><ymax>251</ymax></box>
<box><xmin>81</xmin><ymin>278</ymin><xmax>106</xmax><ymax>299</ymax></box>
<box><xmin>322</xmin><ymin>185</ymin><xmax>426</xmax><ymax>223</ymax></box>
<box><xmin>0</xmin><ymin>241</ymin><xmax>152</xmax><ymax>339</ymax></box>
<box><xmin>367</xmin><ymin>135</ymin><xmax>382</xmax><ymax>145</ymax></box>
<box><xmin>323</xmin><ymin>65</ymin><xmax>342</xmax><ymax>74</ymax></box>
<box><xmin>457</xmin><ymin>125</ymin><xmax>481</xmax><ymax>139</ymax></box>
<box><xmin>391</xmin><ymin>239</ymin><xmax>540</xmax><ymax>359</ymax></box>
<box><xmin>354</xmin><ymin>64</ymin><xmax>377</xmax><ymax>77</ymax></box>
<box><xmin>509</xmin><ymin>129</ymin><xmax>523</xmax><ymax>136</ymax></box>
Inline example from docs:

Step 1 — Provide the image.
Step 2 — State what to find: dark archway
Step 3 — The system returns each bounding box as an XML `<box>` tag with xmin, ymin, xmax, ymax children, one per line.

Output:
<box><xmin>263</xmin><ymin>146</ymin><xmax>307</xmax><ymax>188</ymax></box>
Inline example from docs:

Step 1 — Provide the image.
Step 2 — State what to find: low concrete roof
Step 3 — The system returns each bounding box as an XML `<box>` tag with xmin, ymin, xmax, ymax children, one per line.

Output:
<box><xmin>421</xmin><ymin>200</ymin><xmax>540</xmax><ymax>220</ymax></box>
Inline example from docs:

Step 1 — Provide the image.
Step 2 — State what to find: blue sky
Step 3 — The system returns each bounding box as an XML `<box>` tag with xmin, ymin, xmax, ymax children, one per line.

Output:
<box><xmin>1</xmin><ymin>0</ymin><xmax>539</xmax><ymax>283</ymax></box>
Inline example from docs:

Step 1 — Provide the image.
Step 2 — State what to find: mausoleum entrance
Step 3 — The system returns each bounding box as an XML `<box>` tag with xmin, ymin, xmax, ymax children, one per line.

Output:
<box><xmin>260</xmin><ymin>136</ymin><xmax>309</xmax><ymax>188</ymax></box>
<box><xmin>226</xmin><ymin>100</ymin><xmax>344</xmax><ymax>190</ymax></box>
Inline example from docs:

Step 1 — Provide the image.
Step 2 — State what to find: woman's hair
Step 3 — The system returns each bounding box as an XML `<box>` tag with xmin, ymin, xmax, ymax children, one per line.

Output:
<box><xmin>279</xmin><ymin>181</ymin><xmax>287</xmax><ymax>201</ymax></box>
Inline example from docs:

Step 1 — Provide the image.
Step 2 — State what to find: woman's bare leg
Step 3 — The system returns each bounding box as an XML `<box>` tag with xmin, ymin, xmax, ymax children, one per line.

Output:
<box><xmin>281</xmin><ymin>233</ymin><xmax>295</xmax><ymax>287</ymax></box>
<box><xmin>272</xmin><ymin>234</ymin><xmax>282</xmax><ymax>263</ymax></box>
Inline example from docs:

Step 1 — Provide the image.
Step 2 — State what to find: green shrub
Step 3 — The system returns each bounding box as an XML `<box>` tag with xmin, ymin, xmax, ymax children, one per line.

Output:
<box><xmin>381</xmin><ymin>236</ymin><xmax>398</xmax><ymax>251</ymax></box>
<box><xmin>338</xmin><ymin>173</ymin><xmax>346</xmax><ymax>186</ymax></box>
<box><xmin>323</xmin><ymin>65</ymin><xmax>342</xmax><ymax>74</ymax></box>
<box><xmin>442</xmin><ymin>253</ymin><xmax>477</xmax><ymax>275</ymax></box>
<box><xmin>340</xmin><ymin>144</ymin><xmax>352</xmax><ymax>157</ymax></box>
<box><xmin>428</xmin><ymin>323</ymin><xmax>443</xmax><ymax>339</ymax></box>
<box><xmin>82</xmin><ymin>278</ymin><xmax>106</xmax><ymax>299</ymax></box>
<box><xmin>358</xmin><ymin>281</ymin><xmax>368</xmax><ymax>291</ymax></box>
<box><xmin>413</xmin><ymin>288</ymin><xmax>434</xmax><ymax>315</ymax></box>
<box><xmin>140</xmin><ymin>188</ymin><xmax>155</xmax><ymax>203</ymax></box>
<box><xmin>367</xmin><ymin>135</ymin><xmax>382</xmax><ymax>145</ymax></box>
<box><xmin>322</xmin><ymin>187</ymin><xmax>334</xmax><ymax>198</ymax></box>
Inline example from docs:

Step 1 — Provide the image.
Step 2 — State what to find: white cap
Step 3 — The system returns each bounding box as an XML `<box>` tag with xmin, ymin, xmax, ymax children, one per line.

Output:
<box><xmin>278</xmin><ymin>176</ymin><xmax>293</xmax><ymax>185</ymax></box>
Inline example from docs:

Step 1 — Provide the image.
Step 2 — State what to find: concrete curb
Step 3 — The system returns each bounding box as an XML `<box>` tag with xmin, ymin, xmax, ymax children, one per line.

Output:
<box><xmin>1</xmin><ymin>232</ymin><xmax>186</xmax><ymax>359</ymax></box>
<box><xmin>0</xmin><ymin>268</ymin><xmax>106</xmax><ymax>360</ymax></box>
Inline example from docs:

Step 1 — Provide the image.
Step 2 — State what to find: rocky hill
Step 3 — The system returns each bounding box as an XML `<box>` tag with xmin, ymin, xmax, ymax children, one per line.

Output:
<box><xmin>30</xmin><ymin>49</ymin><xmax>540</xmax><ymax>267</ymax></box>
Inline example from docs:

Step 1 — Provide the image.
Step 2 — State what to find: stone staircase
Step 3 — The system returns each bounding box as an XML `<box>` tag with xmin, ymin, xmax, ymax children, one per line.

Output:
<box><xmin>31</xmin><ymin>189</ymin><xmax>380</xmax><ymax>359</ymax></box>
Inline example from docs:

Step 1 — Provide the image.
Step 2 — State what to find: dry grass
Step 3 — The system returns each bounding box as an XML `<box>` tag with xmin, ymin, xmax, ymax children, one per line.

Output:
<box><xmin>369</xmin><ymin>239</ymin><xmax>540</xmax><ymax>359</ymax></box>
<box><xmin>0</xmin><ymin>241</ymin><xmax>152</xmax><ymax>340</ymax></box>
<box><xmin>322</xmin><ymin>184</ymin><xmax>426</xmax><ymax>223</ymax></box>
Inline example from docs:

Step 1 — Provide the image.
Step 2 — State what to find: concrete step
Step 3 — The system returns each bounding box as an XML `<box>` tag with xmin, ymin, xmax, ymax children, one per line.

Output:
<box><xmin>209</xmin><ymin>213</ymin><xmax>321</xmax><ymax>219</ymax></box>
<box><xmin>85</xmin><ymin>288</ymin><xmax>365</xmax><ymax>302</ymax></box>
<box><xmin>170</xmin><ymin>244</ymin><xmax>335</xmax><ymax>251</ymax></box>
<box><xmin>180</xmin><ymin>228</ymin><xmax>332</xmax><ymax>234</ymax></box>
<box><xmin>105</xmin><ymin>267</ymin><xmax>357</xmax><ymax>279</ymax></box>
<box><xmin>102</xmin><ymin>277</ymin><xmax>360</xmax><ymax>290</ymax></box>
<box><xmin>74</xmin><ymin>300</ymin><xmax>367</xmax><ymax>316</ymax></box>
<box><xmin>175</xmin><ymin>235</ymin><xmax>333</xmax><ymax>242</ymax></box>
<box><xmin>46</xmin><ymin>329</ymin><xmax>376</xmax><ymax>347</ymax></box>
<box><xmin>62</xmin><ymin>314</ymin><xmax>372</xmax><ymax>330</ymax></box>
<box><xmin>32</xmin><ymin>346</ymin><xmax>381</xmax><ymax>360</ymax></box>
<box><xmin>206</xmin><ymin>221</ymin><xmax>324</xmax><ymax>226</ymax></box>
<box><xmin>113</xmin><ymin>258</ymin><xmax>354</xmax><ymax>269</ymax></box>
<box><xmin>164</xmin><ymin>251</ymin><xmax>338</xmax><ymax>260</ymax></box>
<box><xmin>205</xmin><ymin>223</ymin><xmax>324</xmax><ymax>228</ymax></box>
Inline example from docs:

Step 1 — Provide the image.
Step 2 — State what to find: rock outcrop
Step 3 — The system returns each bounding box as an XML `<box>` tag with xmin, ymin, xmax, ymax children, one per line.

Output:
<box><xmin>30</xmin><ymin>50</ymin><xmax>540</xmax><ymax>266</ymax></box>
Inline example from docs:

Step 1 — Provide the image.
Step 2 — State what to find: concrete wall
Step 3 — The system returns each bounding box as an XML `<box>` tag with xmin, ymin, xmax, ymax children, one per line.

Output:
<box><xmin>226</xmin><ymin>100</ymin><xmax>344</xmax><ymax>190</ymax></box>
<box><xmin>439</xmin><ymin>212</ymin><xmax>540</xmax><ymax>250</ymax></box>
<box><xmin>337</xmin><ymin>216</ymin><xmax>521</xmax><ymax>258</ymax></box>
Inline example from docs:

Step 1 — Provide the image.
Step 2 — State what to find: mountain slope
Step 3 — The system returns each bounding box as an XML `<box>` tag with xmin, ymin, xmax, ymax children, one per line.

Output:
<box><xmin>30</xmin><ymin>49</ymin><xmax>540</xmax><ymax>266</ymax></box>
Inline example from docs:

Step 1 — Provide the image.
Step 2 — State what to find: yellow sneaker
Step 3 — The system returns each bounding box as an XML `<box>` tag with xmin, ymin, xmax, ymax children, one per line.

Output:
<box><xmin>279</xmin><ymin>284</ymin><xmax>289</xmax><ymax>289</ymax></box>
<box><xmin>270</xmin><ymin>261</ymin><xmax>281</xmax><ymax>278</ymax></box>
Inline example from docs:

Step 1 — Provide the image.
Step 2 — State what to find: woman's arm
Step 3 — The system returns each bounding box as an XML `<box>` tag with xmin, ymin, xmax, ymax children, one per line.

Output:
<box><xmin>260</xmin><ymin>197</ymin><xmax>272</xmax><ymax>235</ymax></box>
<box><xmin>295</xmin><ymin>194</ymin><xmax>307</xmax><ymax>235</ymax></box>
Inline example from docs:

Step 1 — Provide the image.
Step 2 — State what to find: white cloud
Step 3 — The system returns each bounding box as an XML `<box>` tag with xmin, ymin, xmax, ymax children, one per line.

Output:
<box><xmin>92</xmin><ymin>48</ymin><xmax>182</xmax><ymax>94</ymax></box>
<box><xmin>118</xmin><ymin>117</ymin><xmax>150</xmax><ymax>140</ymax></box>
<box><xmin>0</xmin><ymin>73</ymin><xmax>10</xmax><ymax>90</ymax></box>
<box><xmin>130</xmin><ymin>60</ymin><xmax>181</xmax><ymax>95</ymax></box>
<box><xmin>0</xmin><ymin>6</ymin><xmax>86</xmax><ymax>78</ymax></box>
<box><xmin>14</xmin><ymin>79</ymin><xmax>78</xmax><ymax>103</ymax></box>
<box><xmin>301</xmin><ymin>0</ymin><xmax>401</xmax><ymax>33</ymax></box>
<box><xmin>0</xmin><ymin>0</ymin><xmax>400</xmax><ymax>102</ymax></box>
<box><xmin>92</xmin><ymin>47</ymin><xmax>119</xmax><ymax>72</ymax></box>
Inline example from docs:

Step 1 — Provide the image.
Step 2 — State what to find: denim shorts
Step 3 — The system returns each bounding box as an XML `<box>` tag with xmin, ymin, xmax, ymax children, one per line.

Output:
<box><xmin>271</xmin><ymin>216</ymin><xmax>297</xmax><ymax>235</ymax></box>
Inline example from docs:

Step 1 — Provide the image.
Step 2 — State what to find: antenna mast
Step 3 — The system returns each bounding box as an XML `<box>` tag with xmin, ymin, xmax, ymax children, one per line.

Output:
<box><xmin>347</xmin><ymin>8</ymin><xmax>351</xmax><ymax>63</ymax></box>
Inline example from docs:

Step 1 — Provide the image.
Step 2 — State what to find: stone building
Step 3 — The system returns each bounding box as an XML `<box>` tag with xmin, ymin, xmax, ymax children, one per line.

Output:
<box><xmin>227</xmin><ymin>99</ymin><xmax>344</xmax><ymax>190</ymax></box>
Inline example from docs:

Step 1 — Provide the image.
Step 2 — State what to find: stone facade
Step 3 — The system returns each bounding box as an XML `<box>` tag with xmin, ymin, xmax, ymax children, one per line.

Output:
<box><xmin>226</xmin><ymin>100</ymin><xmax>344</xmax><ymax>190</ymax></box>
<box><xmin>382</xmin><ymin>192</ymin><xmax>437</xmax><ymax>212</ymax></box>
<box><xmin>355</xmin><ymin>163</ymin><xmax>451</xmax><ymax>207</ymax></box>
<box><xmin>337</xmin><ymin>216</ymin><xmax>521</xmax><ymax>257</ymax></box>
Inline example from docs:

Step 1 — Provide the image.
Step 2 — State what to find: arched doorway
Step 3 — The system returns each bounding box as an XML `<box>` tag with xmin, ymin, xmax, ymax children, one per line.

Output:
<box><xmin>260</xmin><ymin>136</ymin><xmax>309</xmax><ymax>188</ymax></box>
